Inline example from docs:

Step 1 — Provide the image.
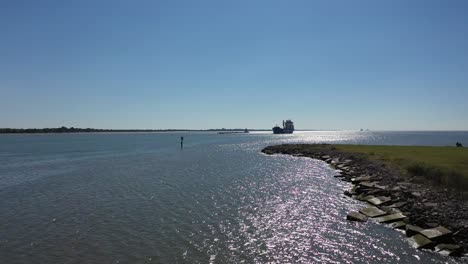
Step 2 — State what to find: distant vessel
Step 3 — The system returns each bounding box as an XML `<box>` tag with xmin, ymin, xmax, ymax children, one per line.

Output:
<box><xmin>218</xmin><ymin>129</ymin><xmax>249</xmax><ymax>134</ymax></box>
<box><xmin>272</xmin><ymin>120</ymin><xmax>294</xmax><ymax>134</ymax></box>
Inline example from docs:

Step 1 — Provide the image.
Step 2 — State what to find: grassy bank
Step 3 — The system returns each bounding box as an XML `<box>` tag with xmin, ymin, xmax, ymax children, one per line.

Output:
<box><xmin>275</xmin><ymin>144</ymin><xmax>468</xmax><ymax>190</ymax></box>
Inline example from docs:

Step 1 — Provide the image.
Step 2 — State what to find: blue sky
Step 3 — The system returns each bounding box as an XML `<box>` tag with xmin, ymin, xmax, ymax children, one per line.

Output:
<box><xmin>1</xmin><ymin>0</ymin><xmax>467</xmax><ymax>130</ymax></box>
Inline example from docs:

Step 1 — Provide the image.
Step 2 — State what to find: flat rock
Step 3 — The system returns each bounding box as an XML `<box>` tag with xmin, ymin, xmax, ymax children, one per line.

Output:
<box><xmin>435</xmin><ymin>244</ymin><xmax>462</xmax><ymax>256</ymax></box>
<box><xmin>376</xmin><ymin>213</ymin><xmax>406</xmax><ymax>223</ymax></box>
<box><xmin>374</xmin><ymin>184</ymin><xmax>388</xmax><ymax>190</ymax></box>
<box><xmin>360</xmin><ymin>181</ymin><xmax>378</xmax><ymax>188</ymax></box>
<box><xmin>347</xmin><ymin>211</ymin><xmax>368</xmax><ymax>222</ymax></box>
<box><xmin>352</xmin><ymin>175</ymin><xmax>372</xmax><ymax>183</ymax></box>
<box><xmin>408</xmin><ymin>234</ymin><xmax>433</xmax><ymax>249</ymax></box>
<box><xmin>355</xmin><ymin>193</ymin><xmax>367</xmax><ymax>201</ymax></box>
<box><xmin>359</xmin><ymin>206</ymin><xmax>387</xmax><ymax>218</ymax></box>
<box><xmin>419</xmin><ymin>226</ymin><xmax>452</xmax><ymax>240</ymax></box>
<box><xmin>437</xmin><ymin>249</ymin><xmax>459</xmax><ymax>256</ymax></box>
<box><xmin>363</xmin><ymin>195</ymin><xmax>376</xmax><ymax>200</ymax></box>
<box><xmin>406</xmin><ymin>224</ymin><xmax>423</xmax><ymax>237</ymax></box>
<box><xmin>367</xmin><ymin>196</ymin><xmax>392</xmax><ymax>206</ymax></box>
<box><xmin>435</xmin><ymin>243</ymin><xmax>461</xmax><ymax>252</ymax></box>
<box><xmin>356</xmin><ymin>194</ymin><xmax>374</xmax><ymax>201</ymax></box>
<box><xmin>331</xmin><ymin>158</ymin><xmax>340</xmax><ymax>164</ymax></box>
<box><xmin>389</xmin><ymin>202</ymin><xmax>406</xmax><ymax>208</ymax></box>
<box><xmin>387</xmin><ymin>208</ymin><xmax>402</xmax><ymax>215</ymax></box>
<box><xmin>321</xmin><ymin>155</ymin><xmax>331</xmax><ymax>160</ymax></box>
<box><xmin>380</xmin><ymin>205</ymin><xmax>391</xmax><ymax>212</ymax></box>
<box><xmin>389</xmin><ymin>221</ymin><xmax>406</xmax><ymax>229</ymax></box>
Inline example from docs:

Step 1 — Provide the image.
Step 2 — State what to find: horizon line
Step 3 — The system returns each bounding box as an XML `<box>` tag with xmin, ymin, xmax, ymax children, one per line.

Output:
<box><xmin>1</xmin><ymin>127</ymin><xmax>468</xmax><ymax>133</ymax></box>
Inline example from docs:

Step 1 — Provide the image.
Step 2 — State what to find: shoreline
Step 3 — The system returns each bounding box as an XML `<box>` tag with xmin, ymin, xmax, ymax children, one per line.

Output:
<box><xmin>262</xmin><ymin>144</ymin><xmax>468</xmax><ymax>257</ymax></box>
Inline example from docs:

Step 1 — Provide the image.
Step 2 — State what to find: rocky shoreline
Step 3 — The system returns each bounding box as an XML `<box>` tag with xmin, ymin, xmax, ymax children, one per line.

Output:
<box><xmin>262</xmin><ymin>144</ymin><xmax>468</xmax><ymax>257</ymax></box>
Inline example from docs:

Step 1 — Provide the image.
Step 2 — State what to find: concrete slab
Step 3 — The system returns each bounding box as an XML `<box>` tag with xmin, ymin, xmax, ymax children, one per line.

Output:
<box><xmin>408</xmin><ymin>234</ymin><xmax>433</xmax><ymax>249</ymax></box>
<box><xmin>356</xmin><ymin>194</ymin><xmax>374</xmax><ymax>201</ymax></box>
<box><xmin>389</xmin><ymin>221</ymin><xmax>406</xmax><ymax>230</ymax></box>
<box><xmin>435</xmin><ymin>244</ymin><xmax>462</xmax><ymax>256</ymax></box>
<box><xmin>406</xmin><ymin>224</ymin><xmax>423</xmax><ymax>237</ymax></box>
<box><xmin>435</xmin><ymin>243</ymin><xmax>461</xmax><ymax>252</ymax></box>
<box><xmin>347</xmin><ymin>211</ymin><xmax>368</xmax><ymax>222</ymax></box>
<box><xmin>374</xmin><ymin>184</ymin><xmax>388</xmax><ymax>190</ymax></box>
<box><xmin>375</xmin><ymin>213</ymin><xmax>406</xmax><ymax>223</ymax></box>
<box><xmin>389</xmin><ymin>202</ymin><xmax>406</xmax><ymax>208</ymax></box>
<box><xmin>387</xmin><ymin>208</ymin><xmax>402</xmax><ymax>215</ymax></box>
<box><xmin>331</xmin><ymin>158</ymin><xmax>340</xmax><ymax>164</ymax></box>
<box><xmin>352</xmin><ymin>175</ymin><xmax>372</xmax><ymax>183</ymax></box>
<box><xmin>360</xmin><ymin>181</ymin><xmax>378</xmax><ymax>188</ymax></box>
<box><xmin>367</xmin><ymin>196</ymin><xmax>392</xmax><ymax>206</ymax></box>
<box><xmin>359</xmin><ymin>206</ymin><xmax>387</xmax><ymax>218</ymax></box>
<box><xmin>419</xmin><ymin>226</ymin><xmax>452</xmax><ymax>240</ymax></box>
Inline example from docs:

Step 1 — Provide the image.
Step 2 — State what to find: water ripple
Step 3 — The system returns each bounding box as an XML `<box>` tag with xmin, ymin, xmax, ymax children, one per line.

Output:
<box><xmin>1</xmin><ymin>132</ymin><xmax>467</xmax><ymax>263</ymax></box>
<box><xmin>208</xmin><ymin>154</ymin><xmax>463</xmax><ymax>263</ymax></box>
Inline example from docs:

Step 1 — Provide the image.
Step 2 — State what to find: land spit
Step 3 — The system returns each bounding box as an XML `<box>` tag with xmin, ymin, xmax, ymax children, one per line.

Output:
<box><xmin>262</xmin><ymin>144</ymin><xmax>468</xmax><ymax>257</ymax></box>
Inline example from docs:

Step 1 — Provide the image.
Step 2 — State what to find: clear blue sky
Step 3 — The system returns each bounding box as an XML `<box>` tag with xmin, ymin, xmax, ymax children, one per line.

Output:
<box><xmin>1</xmin><ymin>0</ymin><xmax>467</xmax><ymax>130</ymax></box>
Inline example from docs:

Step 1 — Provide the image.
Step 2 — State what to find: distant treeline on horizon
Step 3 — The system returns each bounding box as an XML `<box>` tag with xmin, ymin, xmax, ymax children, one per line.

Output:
<box><xmin>0</xmin><ymin>127</ymin><xmax>268</xmax><ymax>134</ymax></box>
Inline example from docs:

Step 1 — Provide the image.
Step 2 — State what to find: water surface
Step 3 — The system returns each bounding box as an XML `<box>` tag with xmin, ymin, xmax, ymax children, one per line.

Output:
<box><xmin>0</xmin><ymin>131</ymin><xmax>467</xmax><ymax>263</ymax></box>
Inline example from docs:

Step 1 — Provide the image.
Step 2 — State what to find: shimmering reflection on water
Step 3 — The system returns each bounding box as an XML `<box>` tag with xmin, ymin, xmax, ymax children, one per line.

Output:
<box><xmin>1</xmin><ymin>132</ymin><xmax>467</xmax><ymax>263</ymax></box>
<box><xmin>208</xmin><ymin>151</ymin><xmax>463</xmax><ymax>263</ymax></box>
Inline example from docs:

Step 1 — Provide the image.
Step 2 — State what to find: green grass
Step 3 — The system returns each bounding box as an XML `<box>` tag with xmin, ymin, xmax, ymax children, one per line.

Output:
<box><xmin>333</xmin><ymin>145</ymin><xmax>468</xmax><ymax>190</ymax></box>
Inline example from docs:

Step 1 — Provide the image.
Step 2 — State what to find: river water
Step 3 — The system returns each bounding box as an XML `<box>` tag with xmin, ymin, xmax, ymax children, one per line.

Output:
<box><xmin>0</xmin><ymin>131</ymin><xmax>467</xmax><ymax>263</ymax></box>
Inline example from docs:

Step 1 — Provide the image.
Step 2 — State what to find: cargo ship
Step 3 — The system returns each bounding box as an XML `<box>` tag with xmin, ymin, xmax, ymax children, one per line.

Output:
<box><xmin>272</xmin><ymin>120</ymin><xmax>294</xmax><ymax>134</ymax></box>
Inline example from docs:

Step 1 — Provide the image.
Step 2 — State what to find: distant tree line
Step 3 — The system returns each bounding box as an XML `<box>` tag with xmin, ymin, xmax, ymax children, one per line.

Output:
<box><xmin>0</xmin><ymin>127</ymin><xmax>199</xmax><ymax>134</ymax></box>
<box><xmin>0</xmin><ymin>127</ymin><xmax>271</xmax><ymax>134</ymax></box>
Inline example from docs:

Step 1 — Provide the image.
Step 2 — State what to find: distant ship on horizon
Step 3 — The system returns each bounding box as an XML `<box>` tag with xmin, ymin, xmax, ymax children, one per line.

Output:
<box><xmin>272</xmin><ymin>120</ymin><xmax>294</xmax><ymax>134</ymax></box>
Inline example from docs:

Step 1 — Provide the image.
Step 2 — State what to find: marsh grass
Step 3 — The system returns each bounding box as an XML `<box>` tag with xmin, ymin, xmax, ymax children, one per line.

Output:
<box><xmin>406</xmin><ymin>162</ymin><xmax>468</xmax><ymax>189</ymax></box>
<box><xmin>334</xmin><ymin>145</ymin><xmax>468</xmax><ymax>191</ymax></box>
<box><xmin>265</xmin><ymin>144</ymin><xmax>468</xmax><ymax>191</ymax></box>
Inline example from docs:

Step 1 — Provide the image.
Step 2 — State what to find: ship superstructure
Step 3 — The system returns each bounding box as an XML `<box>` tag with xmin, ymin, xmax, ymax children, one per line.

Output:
<box><xmin>272</xmin><ymin>120</ymin><xmax>294</xmax><ymax>134</ymax></box>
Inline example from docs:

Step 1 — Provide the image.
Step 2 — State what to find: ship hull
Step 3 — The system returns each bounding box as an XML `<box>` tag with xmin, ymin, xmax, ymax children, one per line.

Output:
<box><xmin>272</xmin><ymin>127</ymin><xmax>294</xmax><ymax>134</ymax></box>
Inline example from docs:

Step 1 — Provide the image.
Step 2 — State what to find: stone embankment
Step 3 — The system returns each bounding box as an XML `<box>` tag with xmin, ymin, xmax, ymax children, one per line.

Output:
<box><xmin>262</xmin><ymin>144</ymin><xmax>468</xmax><ymax>257</ymax></box>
